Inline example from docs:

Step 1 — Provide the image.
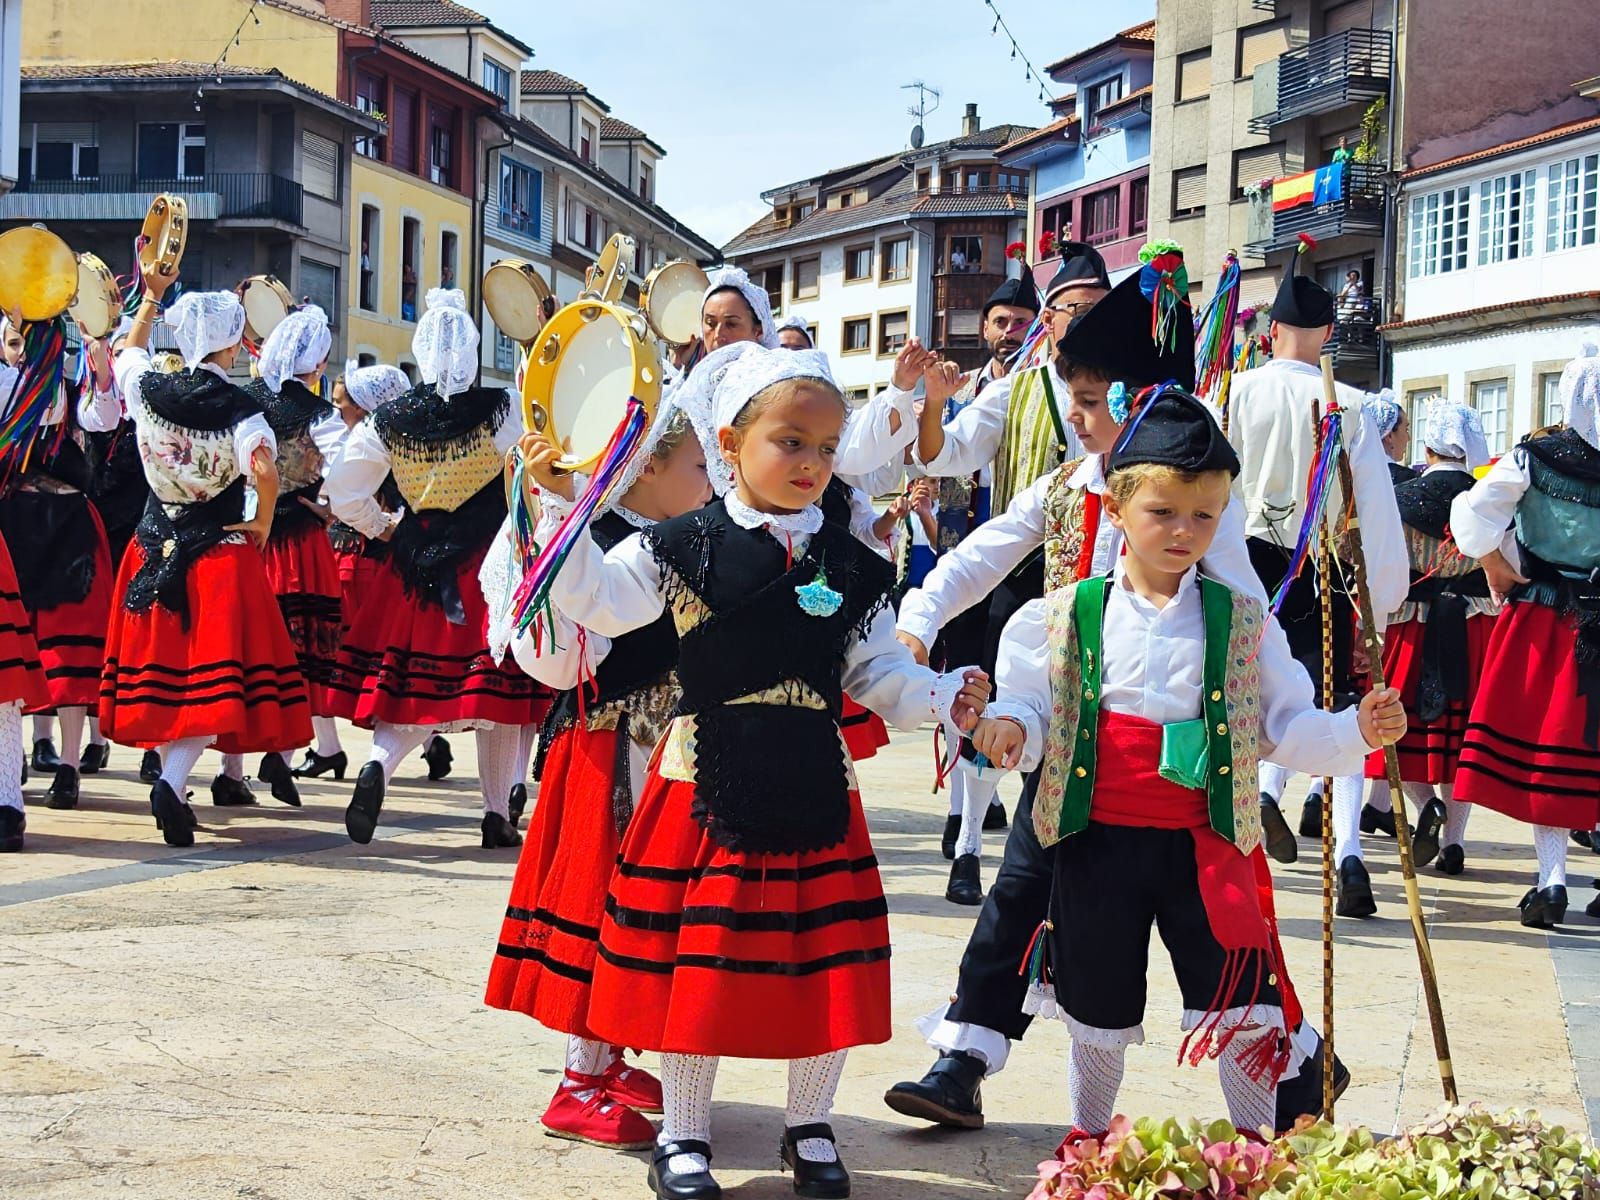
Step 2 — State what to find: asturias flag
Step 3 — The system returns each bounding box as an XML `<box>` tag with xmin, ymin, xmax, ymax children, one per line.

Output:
<box><xmin>1272</xmin><ymin>163</ymin><xmax>1346</xmax><ymax>211</ymax></box>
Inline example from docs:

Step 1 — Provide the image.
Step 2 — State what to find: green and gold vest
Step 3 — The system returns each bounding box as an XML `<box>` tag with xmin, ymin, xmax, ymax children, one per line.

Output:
<box><xmin>992</xmin><ymin>365</ymin><xmax>1071</xmax><ymax>514</ymax></box>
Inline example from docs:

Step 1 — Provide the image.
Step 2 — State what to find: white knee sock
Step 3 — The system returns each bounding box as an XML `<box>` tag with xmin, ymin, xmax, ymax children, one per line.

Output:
<box><xmin>659</xmin><ymin>1053</ymin><xmax>719</xmax><ymax>1174</ymax></box>
<box><xmin>786</xmin><ymin>1051</ymin><xmax>848</xmax><ymax>1163</ymax></box>
<box><xmin>158</xmin><ymin>736</ymin><xmax>211</xmax><ymax>798</ymax></box>
<box><xmin>956</xmin><ymin>772</ymin><xmax>984</xmax><ymax>858</ymax></box>
<box><xmin>311</xmin><ymin>716</ymin><xmax>342</xmax><ymax>757</ymax></box>
<box><xmin>514</xmin><ymin>721</ymin><xmax>538</xmax><ymax>782</ymax></box>
<box><xmin>30</xmin><ymin>713</ymin><xmax>51</xmax><ymax>744</ymax></box>
<box><xmin>0</xmin><ymin>701</ymin><xmax>23</xmax><ymax>810</ymax></box>
<box><xmin>1067</xmin><ymin>1037</ymin><xmax>1126</xmax><ymax>1135</ymax></box>
<box><xmin>56</xmin><ymin>706</ymin><xmax>85</xmax><ymax>767</ymax></box>
<box><xmin>1258</xmin><ymin>760</ymin><xmax>1289</xmax><ymax>803</ymax></box>
<box><xmin>1440</xmin><ymin>784</ymin><xmax>1470</xmax><ymax>849</ymax></box>
<box><xmin>475</xmin><ymin>724</ymin><xmax>521</xmax><ymax>817</ymax></box>
<box><xmin>1332</xmin><ymin>775</ymin><xmax>1363</xmax><ymax>863</ymax></box>
<box><xmin>1366</xmin><ymin>778</ymin><xmax>1394</xmax><ymax>813</ymax></box>
<box><xmin>1401</xmin><ymin>781</ymin><xmax>1435</xmax><ymax>808</ymax></box>
<box><xmin>87</xmin><ymin>713</ymin><xmax>106</xmax><ymax>748</ymax></box>
<box><xmin>220</xmin><ymin>753</ymin><xmax>245</xmax><ymax>781</ymax></box>
<box><xmin>1218</xmin><ymin>1029</ymin><xmax>1278</xmax><ymax>1136</ymax></box>
<box><xmin>369</xmin><ymin>723</ymin><xmax>432</xmax><ymax>784</ymax></box>
<box><xmin>562</xmin><ymin>1035</ymin><xmax>619</xmax><ymax>1101</ymax></box>
<box><xmin>1533</xmin><ymin>824</ymin><xmax>1568</xmax><ymax>888</ymax></box>
<box><xmin>946</xmin><ymin>772</ymin><xmax>963</xmax><ymax>817</ymax></box>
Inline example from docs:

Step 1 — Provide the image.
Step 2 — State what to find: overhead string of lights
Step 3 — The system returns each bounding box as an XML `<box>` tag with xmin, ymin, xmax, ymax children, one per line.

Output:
<box><xmin>194</xmin><ymin>0</ymin><xmax>263</xmax><ymax>112</ymax></box>
<box><xmin>982</xmin><ymin>0</ymin><xmax>1054</xmax><ymax>108</ymax></box>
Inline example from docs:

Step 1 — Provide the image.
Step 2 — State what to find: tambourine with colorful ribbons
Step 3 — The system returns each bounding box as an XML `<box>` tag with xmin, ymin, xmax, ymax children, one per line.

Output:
<box><xmin>138</xmin><ymin>194</ymin><xmax>187</xmax><ymax>280</ymax></box>
<box><xmin>640</xmin><ymin>259</ymin><xmax>709</xmax><ymax>347</ymax></box>
<box><xmin>69</xmin><ymin>252</ymin><xmax>123</xmax><ymax>340</ymax></box>
<box><xmin>237</xmin><ymin>274</ymin><xmax>295</xmax><ymax>358</ymax></box>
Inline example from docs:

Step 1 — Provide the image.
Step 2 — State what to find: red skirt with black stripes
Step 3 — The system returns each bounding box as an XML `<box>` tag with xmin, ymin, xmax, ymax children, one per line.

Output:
<box><xmin>261</xmin><ymin>521</ymin><xmax>342</xmax><ymax>717</ymax></box>
<box><xmin>99</xmin><ymin>541</ymin><xmax>313</xmax><ymax>753</ymax></box>
<box><xmin>1455</xmin><ymin>601</ymin><xmax>1599</xmax><ymax>829</ymax></box>
<box><xmin>28</xmin><ymin>499</ymin><xmax>113</xmax><ymax>712</ymax></box>
<box><xmin>1363</xmin><ymin>611</ymin><xmax>1493</xmax><ymax>784</ymax></box>
<box><xmin>0</xmin><ymin>532</ymin><xmax>48</xmax><ymax>710</ymax></box>
<box><xmin>326</xmin><ymin>543</ymin><xmax>552</xmax><ymax>729</ymax></box>
<box><xmin>485</xmin><ymin>724</ymin><xmax>626</xmax><ymax>1040</ymax></box>
<box><xmin>840</xmin><ymin>694</ymin><xmax>891</xmax><ymax>761</ymax></box>
<box><xmin>585</xmin><ymin>747</ymin><xmax>892</xmax><ymax>1060</ymax></box>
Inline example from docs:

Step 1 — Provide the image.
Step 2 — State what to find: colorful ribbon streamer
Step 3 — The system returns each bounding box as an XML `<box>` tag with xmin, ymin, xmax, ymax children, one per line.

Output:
<box><xmin>0</xmin><ymin>319</ymin><xmax>70</xmax><ymax>484</ymax></box>
<box><xmin>1194</xmin><ymin>254</ymin><xmax>1241</xmax><ymax>402</ymax></box>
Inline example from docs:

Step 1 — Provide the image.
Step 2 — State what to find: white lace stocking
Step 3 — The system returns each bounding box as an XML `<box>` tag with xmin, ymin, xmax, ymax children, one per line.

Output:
<box><xmin>0</xmin><ymin>701</ymin><xmax>23</xmax><ymax>810</ymax></box>
<box><xmin>786</xmin><ymin>1051</ymin><xmax>848</xmax><ymax>1163</ymax></box>
<box><xmin>658</xmin><ymin>1053</ymin><xmax>719</xmax><ymax>1175</ymax></box>
<box><xmin>1067</xmin><ymin>1038</ymin><xmax>1126</xmax><ymax>1134</ymax></box>
<box><xmin>1534</xmin><ymin>824</ymin><xmax>1568</xmax><ymax>888</ymax></box>
<box><xmin>1218</xmin><ymin>1031</ymin><xmax>1277</xmax><ymax>1136</ymax></box>
<box><xmin>1332</xmin><ymin>775</ymin><xmax>1363</xmax><ymax>863</ymax></box>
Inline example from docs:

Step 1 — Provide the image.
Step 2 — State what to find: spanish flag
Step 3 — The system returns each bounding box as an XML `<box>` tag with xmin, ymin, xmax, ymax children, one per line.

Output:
<box><xmin>1271</xmin><ymin>170</ymin><xmax>1316</xmax><ymax>211</ymax></box>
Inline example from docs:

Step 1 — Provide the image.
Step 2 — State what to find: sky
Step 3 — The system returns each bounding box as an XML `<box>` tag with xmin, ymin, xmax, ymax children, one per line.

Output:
<box><xmin>470</xmin><ymin>0</ymin><xmax>1155</xmax><ymax>249</ymax></box>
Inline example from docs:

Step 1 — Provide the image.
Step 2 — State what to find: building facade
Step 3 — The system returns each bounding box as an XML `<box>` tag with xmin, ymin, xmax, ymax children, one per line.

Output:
<box><xmin>1384</xmin><ymin>117</ymin><xmax>1600</xmax><ymax>461</ymax></box>
<box><xmin>723</xmin><ymin>106</ymin><xmax>1034</xmax><ymax>400</ymax></box>
<box><xmin>0</xmin><ymin>0</ymin><xmax>20</xmax><ymax>196</ymax></box>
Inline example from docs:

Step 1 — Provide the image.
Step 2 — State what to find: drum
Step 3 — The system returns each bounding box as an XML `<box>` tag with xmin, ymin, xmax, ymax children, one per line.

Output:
<box><xmin>482</xmin><ymin>259</ymin><xmax>554</xmax><ymax>345</ymax></box>
<box><xmin>138</xmin><ymin>195</ymin><xmax>187</xmax><ymax>279</ymax></box>
<box><xmin>69</xmin><ymin>252</ymin><xmax>123</xmax><ymax>339</ymax></box>
<box><xmin>582</xmin><ymin>233</ymin><xmax>635</xmax><ymax>305</ymax></box>
<box><xmin>238</xmin><ymin>275</ymin><xmax>295</xmax><ymax>344</ymax></box>
<box><xmin>0</xmin><ymin>226</ymin><xmax>79</xmax><ymax>322</ymax></box>
<box><xmin>522</xmin><ymin>299</ymin><xmax>662</xmax><ymax>474</ymax></box>
<box><xmin>640</xmin><ymin>260</ymin><xmax>709</xmax><ymax>346</ymax></box>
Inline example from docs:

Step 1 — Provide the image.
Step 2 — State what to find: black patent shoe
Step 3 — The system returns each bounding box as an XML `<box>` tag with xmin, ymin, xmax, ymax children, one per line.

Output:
<box><xmin>940</xmin><ymin>813</ymin><xmax>959</xmax><ymax>860</ymax></box>
<box><xmin>1299</xmin><ymin>795</ymin><xmax>1323</xmax><ymax>839</ymax></box>
<box><xmin>139</xmin><ymin>749</ymin><xmax>162</xmax><ymax>784</ymax></box>
<box><xmin>422</xmin><ymin>736</ymin><xmax>453</xmax><ymax>781</ymax></box>
<box><xmin>882</xmin><ymin>1050</ymin><xmax>985</xmax><ymax>1129</ymax></box>
<box><xmin>345</xmin><ymin>762</ymin><xmax>385</xmax><ymax>845</ymax></box>
<box><xmin>30</xmin><ymin>738</ymin><xmax>60</xmax><ymax>773</ymax></box>
<box><xmin>1519</xmin><ymin>884</ymin><xmax>1567</xmax><ymax>929</ymax></box>
<box><xmin>481</xmin><ymin>811</ymin><xmax>522</xmax><ymax>849</ymax></box>
<box><xmin>45</xmin><ymin>764</ymin><xmax>79</xmax><ymax>810</ymax></box>
<box><xmin>946</xmin><ymin>853</ymin><xmax>982</xmax><ymax>905</ymax></box>
<box><xmin>781</xmin><ymin>1123</ymin><xmax>851</xmax><ymax>1199</ymax></box>
<box><xmin>78</xmin><ymin>742</ymin><xmax>109</xmax><ymax>774</ymax></box>
<box><xmin>1571</xmin><ymin>829</ymin><xmax>1592</xmax><ymax>850</ymax></box>
<box><xmin>257</xmin><ymin>752</ymin><xmax>302</xmax><ymax>807</ymax></box>
<box><xmin>983</xmin><ymin>801</ymin><xmax>1007</xmax><ymax>831</ymax></box>
<box><xmin>1336</xmin><ymin>856</ymin><xmax>1377</xmax><ymax>919</ymax></box>
<box><xmin>508</xmin><ymin>782</ymin><xmax>529</xmax><ymax>826</ymax></box>
<box><xmin>1273</xmin><ymin>1027</ymin><xmax>1351</xmax><ymax>1131</ymax></box>
<box><xmin>292</xmin><ymin>748</ymin><xmax>348</xmax><ymax>780</ymax></box>
<box><xmin>649</xmin><ymin>1139</ymin><xmax>719</xmax><ymax>1199</ymax></box>
<box><xmin>210</xmin><ymin>775</ymin><xmax>257</xmax><ymax>807</ymax></box>
<box><xmin>1359</xmin><ymin>802</ymin><xmax>1399</xmax><ymax>838</ymax></box>
<box><xmin>1586</xmin><ymin>890</ymin><xmax>1600</xmax><ymax>920</ymax></box>
<box><xmin>0</xmin><ymin>806</ymin><xmax>23</xmax><ymax>852</ymax></box>
<box><xmin>151</xmin><ymin>781</ymin><xmax>195</xmax><ymax>847</ymax></box>
<box><xmin>1410</xmin><ymin>797</ymin><xmax>1446</xmax><ymax>867</ymax></box>
<box><xmin>1436</xmin><ymin>844</ymin><xmax>1465</xmax><ymax>876</ymax></box>
<box><xmin>1261</xmin><ymin>797</ymin><xmax>1298</xmax><ymax>864</ymax></box>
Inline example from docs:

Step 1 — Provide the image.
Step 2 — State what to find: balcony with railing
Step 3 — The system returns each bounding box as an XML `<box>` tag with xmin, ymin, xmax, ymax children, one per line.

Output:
<box><xmin>0</xmin><ymin>173</ymin><xmax>305</xmax><ymax>227</ymax></box>
<box><xmin>1331</xmin><ymin>294</ymin><xmax>1382</xmax><ymax>370</ymax></box>
<box><xmin>1249</xmin><ymin>28</ymin><xmax>1392</xmax><ymax>133</ymax></box>
<box><xmin>1244</xmin><ymin>162</ymin><xmax>1387</xmax><ymax>254</ymax></box>
<box><xmin>1251</xmin><ymin>0</ymin><xmax>1276</xmax><ymax>10</ymax></box>
<box><xmin>933</xmin><ymin>270</ymin><xmax>1008</xmax><ymax>316</ymax></box>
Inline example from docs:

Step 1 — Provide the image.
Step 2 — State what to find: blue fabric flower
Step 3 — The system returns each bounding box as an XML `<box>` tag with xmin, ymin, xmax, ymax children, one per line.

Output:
<box><xmin>795</xmin><ymin>570</ymin><xmax>843</xmax><ymax>618</ymax></box>
<box><xmin>1107</xmin><ymin>381</ymin><xmax>1130</xmax><ymax>424</ymax></box>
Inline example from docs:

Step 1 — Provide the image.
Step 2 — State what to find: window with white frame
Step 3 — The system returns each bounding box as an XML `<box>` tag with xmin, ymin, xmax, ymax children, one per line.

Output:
<box><xmin>1540</xmin><ymin>371</ymin><xmax>1566</xmax><ymax>428</ymax></box>
<box><xmin>1407</xmin><ymin>186</ymin><xmax>1470</xmax><ymax>277</ymax></box>
<box><xmin>26</xmin><ymin>122</ymin><xmax>99</xmax><ymax>181</ymax></box>
<box><xmin>1478</xmin><ymin>169</ymin><xmax>1536</xmax><ymax>264</ymax></box>
<box><xmin>1083</xmin><ymin>75</ymin><xmax>1125</xmax><ymax>128</ymax></box>
<box><xmin>494</xmin><ymin>327</ymin><xmax>517</xmax><ymax>374</ymax></box>
<box><xmin>1546</xmin><ymin>153</ymin><xmax>1599</xmax><ymax>252</ymax></box>
<box><xmin>1406</xmin><ymin>387</ymin><xmax>1441</xmax><ymax>463</ymax></box>
<box><xmin>500</xmin><ymin>158</ymin><xmax>540</xmax><ymax>237</ymax></box>
<box><xmin>1471</xmin><ymin>378</ymin><xmax>1509</xmax><ymax>455</ymax></box>
<box><xmin>483</xmin><ymin>58</ymin><xmax>513</xmax><ymax>108</ymax></box>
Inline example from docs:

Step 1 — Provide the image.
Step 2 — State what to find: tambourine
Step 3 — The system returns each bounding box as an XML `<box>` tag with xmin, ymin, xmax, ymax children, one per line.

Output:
<box><xmin>640</xmin><ymin>260</ymin><xmax>709</xmax><ymax>347</ymax></box>
<box><xmin>482</xmin><ymin>258</ymin><xmax>554</xmax><ymax>345</ymax></box>
<box><xmin>69</xmin><ymin>252</ymin><xmax>123</xmax><ymax>339</ymax></box>
<box><xmin>522</xmin><ymin>299</ymin><xmax>662</xmax><ymax>474</ymax></box>
<box><xmin>0</xmin><ymin>225</ymin><xmax>79</xmax><ymax>322</ymax></box>
<box><xmin>138</xmin><ymin>194</ymin><xmax>187</xmax><ymax>279</ymax></box>
<box><xmin>580</xmin><ymin>232</ymin><xmax>635</xmax><ymax>305</ymax></box>
<box><xmin>237</xmin><ymin>274</ymin><xmax>295</xmax><ymax>344</ymax></box>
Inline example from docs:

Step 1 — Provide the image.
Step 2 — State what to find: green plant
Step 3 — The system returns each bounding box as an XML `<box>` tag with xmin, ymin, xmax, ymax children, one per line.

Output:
<box><xmin>1028</xmin><ymin>1115</ymin><xmax>1298</xmax><ymax>1199</ymax></box>
<box><xmin>1353</xmin><ymin>97</ymin><xmax>1387</xmax><ymax>165</ymax></box>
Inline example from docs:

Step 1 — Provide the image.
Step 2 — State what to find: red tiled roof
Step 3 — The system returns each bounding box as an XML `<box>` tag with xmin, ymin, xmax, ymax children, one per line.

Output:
<box><xmin>1121</xmin><ymin>20</ymin><xmax>1157</xmax><ymax>42</ymax></box>
<box><xmin>25</xmin><ymin>61</ymin><xmax>276</xmax><ymax>80</ymax></box>
<box><xmin>1404</xmin><ymin>114</ymin><xmax>1600</xmax><ymax>180</ymax></box>
<box><xmin>1098</xmin><ymin>83</ymin><xmax>1153</xmax><ymax>116</ymax></box>
<box><xmin>910</xmin><ymin>192</ymin><xmax>1027</xmax><ymax>215</ymax></box>
<box><xmin>1379</xmin><ymin>291</ymin><xmax>1600</xmax><ymax>334</ymax></box>
<box><xmin>372</xmin><ymin>0</ymin><xmax>486</xmax><ymax>24</ymax></box>
<box><xmin>521</xmin><ymin>69</ymin><xmax>585</xmax><ymax>94</ymax></box>
<box><xmin>998</xmin><ymin>114</ymin><xmax>1079</xmax><ymax>155</ymax></box>
<box><xmin>1044</xmin><ymin>17</ymin><xmax>1158</xmax><ymax>74</ymax></box>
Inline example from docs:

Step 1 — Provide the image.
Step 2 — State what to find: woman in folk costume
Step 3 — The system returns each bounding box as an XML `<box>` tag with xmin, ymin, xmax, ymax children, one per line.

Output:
<box><xmin>325</xmin><ymin>289</ymin><xmax>551</xmax><ymax>849</ymax></box>
<box><xmin>482</xmin><ymin>389</ymin><xmax>713</xmax><ymax>1152</ymax></box>
<box><xmin>544</xmin><ymin>343</ymin><xmax>988</xmax><ymax>1200</ymax></box>
<box><xmin>104</xmin><ymin>268</ymin><xmax>312</xmax><ymax>847</ymax></box>
<box><xmin>0</xmin><ymin>315</ymin><xmax>121</xmax><ymax>812</ymax></box>
<box><xmin>228</xmin><ymin>306</ymin><xmax>348</xmax><ymax>805</ymax></box>
<box><xmin>1360</xmin><ymin>400</ymin><xmax>1494</xmax><ymax>877</ymax></box>
<box><xmin>1451</xmin><ymin>345</ymin><xmax>1600</xmax><ymax>928</ymax></box>
<box><xmin>0</xmin><ymin>523</ymin><xmax>49</xmax><ymax>851</ymax></box>
<box><xmin>973</xmin><ymin>386</ymin><xmax>1405</xmax><ymax>1143</ymax></box>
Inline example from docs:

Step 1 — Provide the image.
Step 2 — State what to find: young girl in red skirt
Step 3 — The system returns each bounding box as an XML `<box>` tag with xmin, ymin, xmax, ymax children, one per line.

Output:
<box><xmin>104</xmin><ymin>269</ymin><xmax>313</xmax><ymax>847</ymax></box>
<box><xmin>325</xmin><ymin>290</ymin><xmax>551</xmax><ymax>849</ymax></box>
<box><xmin>0</xmin><ymin>525</ymin><xmax>51</xmax><ymax>851</ymax></box>
<box><xmin>483</xmin><ymin>396</ymin><xmax>711</xmax><ymax>1151</ymax></box>
<box><xmin>0</xmin><ymin>319</ymin><xmax>121</xmax><ymax>812</ymax></box>
<box><xmin>1451</xmin><ymin>345</ymin><xmax>1600</xmax><ymax>928</ymax></box>
<box><xmin>1363</xmin><ymin>400</ymin><xmax>1495</xmax><ymax>876</ymax></box>
<box><xmin>545</xmin><ymin>342</ymin><xmax>988</xmax><ymax>1200</ymax></box>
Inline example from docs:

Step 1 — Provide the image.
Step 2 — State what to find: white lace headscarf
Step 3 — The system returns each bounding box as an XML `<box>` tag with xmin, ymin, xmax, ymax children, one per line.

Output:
<box><xmin>165</xmin><ymin>291</ymin><xmax>247</xmax><ymax>371</ymax></box>
<box><xmin>412</xmin><ymin>288</ymin><xmax>480</xmax><ymax>399</ymax></box>
<box><xmin>611</xmin><ymin>394</ymin><xmax>694</xmax><ymax>515</ymax></box>
<box><xmin>258</xmin><ymin>305</ymin><xmax>332</xmax><ymax>394</ymax></box>
<box><xmin>703</xmin><ymin>266</ymin><xmax>779</xmax><ymax>349</ymax></box>
<box><xmin>1559</xmin><ymin>340</ymin><xmax>1600</xmax><ymax>450</ymax></box>
<box><xmin>1423</xmin><ymin>398</ymin><xmax>1490</xmax><ymax>469</ymax></box>
<box><xmin>709</xmin><ymin>345</ymin><xmax>847</xmax><ymax>496</ymax></box>
<box><xmin>343</xmin><ymin>360</ymin><xmax>410</xmax><ymax>413</ymax></box>
<box><xmin>1362</xmin><ymin>388</ymin><xmax>1402</xmax><ymax>438</ymax></box>
<box><xmin>777</xmin><ymin>314</ymin><xmax>813</xmax><ymax>347</ymax></box>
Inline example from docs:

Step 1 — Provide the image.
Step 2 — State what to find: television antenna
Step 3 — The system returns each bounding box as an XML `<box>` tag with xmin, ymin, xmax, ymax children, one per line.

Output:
<box><xmin>903</xmin><ymin>80</ymin><xmax>941</xmax><ymax>149</ymax></box>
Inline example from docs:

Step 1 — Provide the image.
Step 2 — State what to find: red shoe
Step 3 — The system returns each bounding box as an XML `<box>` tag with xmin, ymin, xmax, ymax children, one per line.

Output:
<box><xmin>603</xmin><ymin>1055</ymin><xmax>664</xmax><ymax>1114</ymax></box>
<box><xmin>541</xmin><ymin>1075</ymin><xmax>657</xmax><ymax>1150</ymax></box>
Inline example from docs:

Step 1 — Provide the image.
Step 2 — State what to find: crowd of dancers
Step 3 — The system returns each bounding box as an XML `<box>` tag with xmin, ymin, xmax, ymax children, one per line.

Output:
<box><xmin>2</xmin><ymin>233</ymin><xmax>1597</xmax><ymax>1200</ymax></box>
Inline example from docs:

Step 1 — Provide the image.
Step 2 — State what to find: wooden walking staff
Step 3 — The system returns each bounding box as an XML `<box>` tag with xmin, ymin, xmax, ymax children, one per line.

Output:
<box><xmin>1318</xmin><ymin>354</ymin><xmax>1459</xmax><ymax>1105</ymax></box>
<box><xmin>1313</xmin><ymin>409</ymin><xmax>1338</xmax><ymax>1120</ymax></box>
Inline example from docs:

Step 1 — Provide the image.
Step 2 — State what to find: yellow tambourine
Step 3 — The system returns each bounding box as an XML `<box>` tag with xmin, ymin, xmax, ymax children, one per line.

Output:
<box><xmin>521</xmin><ymin>299</ymin><xmax>662</xmax><ymax>474</ymax></box>
<box><xmin>640</xmin><ymin>259</ymin><xmax>709</xmax><ymax>347</ymax></box>
<box><xmin>138</xmin><ymin>194</ymin><xmax>187</xmax><ymax>279</ymax></box>
<box><xmin>0</xmin><ymin>225</ymin><xmax>78</xmax><ymax>322</ymax></box>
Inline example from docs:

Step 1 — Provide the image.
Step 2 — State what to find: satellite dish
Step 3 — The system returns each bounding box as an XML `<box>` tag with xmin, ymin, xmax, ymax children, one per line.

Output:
<box><xmin>910</xmin><ymin>124</ymin><xmax>924</xmax><ymax>149</ymax></box>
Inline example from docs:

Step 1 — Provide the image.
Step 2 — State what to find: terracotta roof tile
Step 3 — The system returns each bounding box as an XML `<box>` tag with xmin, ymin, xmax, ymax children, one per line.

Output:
<box><xmin>21</xmin><ymin>60</ymin><xmax>373</xmax><ymax>121</ymax></box>
<box><xmin>371</xmin><ymin>0</ymin><xmax>487</xmax><ymax>25</ymax></box>
<box><xmin>910</xmin><ymin>192</ymin><xmax>1027</xmax><ymax>215</ymax></box>
<box><xmin>998</xmin><ymin>114</ymin><xmax>1079</xmax><ymax>155</ymax></box>
<box><xmin>521</xmin><ymin>69</ymin><xmax>586</xmax><ymax>94</ymax></box>
<box><xmin>1404</xmin><ymin>114</ymin><xmax>1600</xmax><ymax>180</ymax></box>
<box><xmin>1098</xmin><ymin>83</ymin><xmax>1153</xmax><ymax>115</ymax></box>
<box><xmin>1379</xmin><ymin>290</ymin><xmax>1600</xmax><ymax>333</ymax></box>
<box><xmin>1044</xmin><ymin>18</ymin><xmax>1159</xmax><ymax>74</ymax></box>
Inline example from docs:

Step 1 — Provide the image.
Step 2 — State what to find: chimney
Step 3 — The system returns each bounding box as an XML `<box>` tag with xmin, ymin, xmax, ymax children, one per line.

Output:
<box><xmin>325</xmin><ymin>0</ymin><xmax>375</xmax><ymax>26</ymax></box>
<box><xmin>962</xmin><ymin>103</ymin><xmax>980</xmax><ymax>137</ymax></box>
